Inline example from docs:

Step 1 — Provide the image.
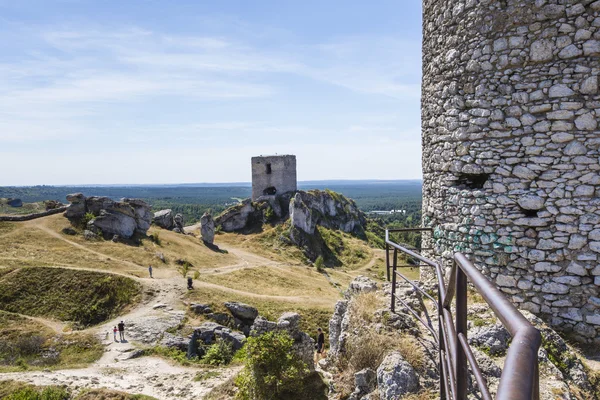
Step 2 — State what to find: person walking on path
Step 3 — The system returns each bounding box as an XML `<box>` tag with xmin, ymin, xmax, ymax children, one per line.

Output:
<box><xmin>148</xmin><ymin>265</ymin><xmax>153</xmax><ymax>278</ymax></box>
<box><xmin>187</xmin><ymin>276</ymin><xmax>193</xmax><ymax>290</ymax></box>
<box><xmin>315</xmin><ymin>327</ymin><xmax>325</xmax><ymax>363</ymax></box>
<box><xmin>113</xmin><ymin>326</ymin><xmax>118</xmax><ymax>342</ymax></box>
<box><xmin>118</xmin><ymin>321</ymin><xmax>125</xmax><ymax>342</ymax></box>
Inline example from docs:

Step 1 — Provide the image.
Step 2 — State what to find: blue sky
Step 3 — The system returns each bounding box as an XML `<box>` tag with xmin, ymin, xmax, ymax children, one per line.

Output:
<box><xmin>0</xmin><ymin>0</ymin><xmax>422</xmax><ymax>185</ymax></box>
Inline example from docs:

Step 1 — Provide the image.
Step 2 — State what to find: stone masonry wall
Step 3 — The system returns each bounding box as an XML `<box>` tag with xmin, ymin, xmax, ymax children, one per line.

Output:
<box><xmin>251</xmin><ymin>155</ymin><xmax>297</xmax><ymax>201</ymax></box>
<box><xmin>422</xmin><ymin>0</ymin><xmax>600</xmax><ymax>343</ymax></box>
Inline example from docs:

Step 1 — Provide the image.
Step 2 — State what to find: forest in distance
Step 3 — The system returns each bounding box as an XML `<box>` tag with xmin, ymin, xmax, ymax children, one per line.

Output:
<box><xmin>0</xmin><ymin>180</ymin><xmax>422</xmax><ymax>227</ymax></box>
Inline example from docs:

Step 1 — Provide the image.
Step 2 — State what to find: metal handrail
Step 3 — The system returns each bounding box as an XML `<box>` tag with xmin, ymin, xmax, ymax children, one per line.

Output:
<box><xmin>385</xmin><ymin>229</ymin><xmax>540</xmax><ymax>400</ymax></box>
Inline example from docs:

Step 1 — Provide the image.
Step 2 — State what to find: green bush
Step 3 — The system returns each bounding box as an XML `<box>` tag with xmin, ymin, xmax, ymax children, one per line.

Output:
<box><xmin>314</xmin><ymin>256</ymin><xmax>325</xmax><ymax>273</ymax></box>
<box><xmin>235</xmin><ymin>331</ymin><xmax>309</xmax><ymax>400</ymax></box>
<box><xmin>201</xmin><ymin>339</ymin><xmax>234</xmax><ymax>366</ymax></box>
<box><xmin>79</xmin><ymin>213</ymin><xmax>96</xmax><ymax>230</ymax></box>
<box><xmin>4</xmin><ymin>386</ymin><xmax>70</xmax><ymax>400</ymax></box>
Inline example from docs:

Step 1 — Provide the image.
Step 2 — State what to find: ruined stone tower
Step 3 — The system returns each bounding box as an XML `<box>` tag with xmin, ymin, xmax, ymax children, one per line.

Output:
<box><xmin>422</xmin><ymin>1</ymin><xmax>600</xmax><ymax>342</ymax></box>
<box><xmin>251</xmin><ymin>155</ymin><xmax>297</xmax><ymax>201</ymax></box>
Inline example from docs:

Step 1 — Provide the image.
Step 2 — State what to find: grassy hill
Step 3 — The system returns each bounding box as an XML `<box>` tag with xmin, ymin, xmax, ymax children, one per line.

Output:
<box><xmin>0</xmin><ymin>312</ymin><xmax>103</xmax><ymax>373</ymax></box>
<box><xmin>0</xmin><ymin>267</ymin><xmax>141</xmax><ymax>327</ymax></box>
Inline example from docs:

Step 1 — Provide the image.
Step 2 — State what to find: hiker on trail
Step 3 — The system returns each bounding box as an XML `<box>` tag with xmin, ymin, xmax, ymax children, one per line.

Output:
<box><xmin>148</xmin><ymin>265</ymin><xmax>153</xmax><ymax>278</ymax></box>
<box><xmin>113</xmin><ymin>326</ymin><xmax>118</xmax><ymax>341</ymax></box>
<box><xmin>315</xmin><ymin>327</ymin><xmax>325</xmax><ymax>362</ymax></box>
<box><xmin>187</xmin><ymin>276</ymin><xmax>193</xmax><ymax>290</ymax></box>
<box><xmin>118</xmin><ymin>321</ymin><xmax>125</xmax><ymax>341</ymax></box>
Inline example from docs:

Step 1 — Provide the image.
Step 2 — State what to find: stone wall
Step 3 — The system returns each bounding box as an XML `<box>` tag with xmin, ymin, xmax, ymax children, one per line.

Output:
<box><xmin>422</xmin><ymin>0</ymin><xmax>600</xmax><ymax>342</ymax></box>
<box><xmin>251</xmin><ymin>155</ymin><xmax>297</xmax><ymax>200</ymax></box>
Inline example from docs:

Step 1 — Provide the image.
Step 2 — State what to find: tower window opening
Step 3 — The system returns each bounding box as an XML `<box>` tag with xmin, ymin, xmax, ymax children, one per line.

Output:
<box><xmin>266</xmin><ymin>163</ymin><xmax>272</xmax><ymax>174</ymax></box>
<box><xmin>520</xmin><ymin>208</ymin><xmax>539</xmax><ymax>218</ymax></box>
<box><xmin>452</xmin><ymin>173</ymin><xmax>490</xmax><ymax>189</ymax></box>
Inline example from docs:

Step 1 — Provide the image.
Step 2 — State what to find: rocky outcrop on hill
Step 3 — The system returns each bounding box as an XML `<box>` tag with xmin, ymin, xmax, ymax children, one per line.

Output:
<box><xmin>215</xmin><ymin>200</ymin><xmax>258</xmax><ymax>232</ymax></box>
<box><xmin>290</xmin><ymin>190</ymin><xmax>366</xmax><ymax>236</ymax></box>
<box><xmin>153</xmin><ymin>209</ymin><xmax>174</xmax><ymax>230</ymax></box>
<box><xmin>200</xmin><ymin>213</ymin><xmax>215</xmax><ymax>244</ymax></box>
<box><xmin>64</xmin><ymin>193</ymin><xmax>152</xmax><ymax>239</ymax></box>
<box><xmin>173</xmin><ymin>213</ymin><xmax>185</xmax><ymax>233</ymax></box>
<box><xmin>323</xmin><ymin>276</ymin><xmax>600</xmax><ymax>400</ymax></box>
<box><xmin>214</xmin><ymin>189</ymin><xmax>368</xmax><ymax>262</ymax></box>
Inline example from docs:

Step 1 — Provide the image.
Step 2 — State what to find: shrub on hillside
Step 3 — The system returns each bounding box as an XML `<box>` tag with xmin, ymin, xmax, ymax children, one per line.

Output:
<box><xmin>235</xmin><ymin>331</ymin><xmax>309</xmax><ymax>400</ymax></box>
<box><xmin>314</xmin><ymin>256</ymin><xmax>325</xmax><ymax>272</ymax></box>
<box><xmin>201</xmin><ymin>339</ymin><xmax>234</xmax><ymax>366</ymax></box>
<box><xmin>3</xmin><ymin>386</ymin><xmax>70</xmax><ymax>400</ymax></box>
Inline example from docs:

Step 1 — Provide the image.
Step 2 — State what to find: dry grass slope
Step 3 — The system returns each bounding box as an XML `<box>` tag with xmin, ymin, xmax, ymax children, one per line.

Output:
<box><xmin>0</xmin><ymin>312</ymin><xmax>103</xmax><ymax>373</ymax></box>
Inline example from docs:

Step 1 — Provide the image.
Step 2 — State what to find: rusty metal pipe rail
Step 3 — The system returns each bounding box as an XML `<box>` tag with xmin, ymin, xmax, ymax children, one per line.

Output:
<box><xmin>384</xmin><ymin>229</ymin><xmax>540</xmax><ymax>400</ymax></box>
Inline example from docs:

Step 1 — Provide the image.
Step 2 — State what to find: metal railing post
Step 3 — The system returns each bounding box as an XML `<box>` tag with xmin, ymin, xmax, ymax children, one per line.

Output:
<box><xmin>391</xmin><ymin>248</ymin><xmax>397</xmax><ymax>312</ymax></box>
<box><xmin>456</xmin><ymin>261</ymin><xmax>468</xmax><ymax>399</ymax></box>
<box><xmin>385</xmin><ymin>242</ymin><xmax>390</xmax><ymax>281</ymax></box>
<box><xmin>439</xmin><ymin>283</ymin><xmax>446</xmax><ymax>400</ymax></box>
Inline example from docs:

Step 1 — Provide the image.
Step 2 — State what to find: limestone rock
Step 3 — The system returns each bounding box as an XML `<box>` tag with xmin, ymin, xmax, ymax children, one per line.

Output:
<box><xmin>377</xmin><ymin>351</ymin><xmax>419</xmax><ymax>399</ymax></box>
<box><xmin>153</xmin><ymin>209</ymin><xmax>174</xmax><ymax>230</ymax></box>
<box><xmin>65</xmin><ymin>193</ymin><xmax>87</xmax><ymax>220</ymax></box>
<box><xmin>328</xmin><ymin>300</ymin><xmax>348</xmax><ymax>357</ymax></box>
<box><xmin>215</xmin><ymin>200</ymin><xmax>256</xmax><ymax>232</ymax></box>
<box><xmin>468</xmin><ymin>323</ymin><xmax>511</xmax><ymax>355</ymax></box>
<box><xmin>122</xmin><ymin>198</ymin><xmax>152</xmax><ymax>233</ymax></box>
<box><xmin>90</xmin><ymin>210</ymin><xmax>137</xmax><ymax>238</ymax></box>
<box><xmin>346</xmin><ymin>276</ymin><xmax>378</xmax><ymax>298</ymax></box>
<box><xmin>173</xmin><ymin>213</ymin><xmax>185</xmax><ymax>233</ymax></box>
<box><xmin>518</xmin><ymin>195</ymin><xmax>545</xmax><ymax>211</ymax></box>
<box><xmin>224</xmin><ymin>302</ymin><xmax>258</xmax><ymax>322</ymax></box>
<box><xmin>200</xmin><ymin>212</ymin><xmax>215</xmax><ymax>244</ymax></box>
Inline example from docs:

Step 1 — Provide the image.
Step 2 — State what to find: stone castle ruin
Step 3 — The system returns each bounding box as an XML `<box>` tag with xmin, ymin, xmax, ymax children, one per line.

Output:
<box><xmin>422</xmin><ymin>1</ymin><xmax>600</xmax><ymax>342</ymax></box>
<box><xmin>251</xmin><ymin>155</ymin><xmax>297</xmax><ymax>201</ymax></box>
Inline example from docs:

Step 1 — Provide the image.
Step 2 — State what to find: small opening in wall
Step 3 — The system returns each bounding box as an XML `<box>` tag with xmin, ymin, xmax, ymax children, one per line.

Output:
<box><xmin>520</xmin><ymin>208</ymin><xmax>539</xmax><ymax>218</ymax></box>
<box><xmin>263</xmin><ymin>186</ymin><xmax>277</xmax><ymax>196</ymax></box>
<box><xmin>266</xmin><ymin>163</ymin><xmax>272</xmax><ymax>174</ymax></box>
<box><xmin>452</xmin><ymin>173</ymin><xmax>490</xmax><ymax>189</ymax></box>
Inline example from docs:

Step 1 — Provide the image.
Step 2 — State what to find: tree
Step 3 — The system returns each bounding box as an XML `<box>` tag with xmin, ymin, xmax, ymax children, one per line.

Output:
<box><xmin>236</xmin><ymin>331</ymin><xmax>309</xmax><ymax>400</ymax></box>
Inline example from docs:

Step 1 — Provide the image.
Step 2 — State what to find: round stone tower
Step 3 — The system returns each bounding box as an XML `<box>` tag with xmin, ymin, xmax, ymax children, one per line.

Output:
<box><xmin>422</xmin><ymin>0</ymin><xmax>600</xmax><ymax>342</ymax></box>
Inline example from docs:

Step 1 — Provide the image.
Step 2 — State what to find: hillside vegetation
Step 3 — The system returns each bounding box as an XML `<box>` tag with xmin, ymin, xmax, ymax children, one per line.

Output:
<box><xmin>0</xmin><ymin>312</ymin><xmax>103</xmax><ymax>373</ymax></box>
<box><xmin>0</xmin><ymin>267</ymin><xmax>141</xmax><ymax>327</ymax></box>
<box><xmin>0</xmin><ymin>381</ymin><xmax>158</xmax><ymax>400</ymax></box>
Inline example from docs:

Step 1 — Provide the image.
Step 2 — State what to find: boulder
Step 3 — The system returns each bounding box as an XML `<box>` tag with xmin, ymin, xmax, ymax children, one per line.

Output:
<box><xmin>348</xmin><ymin>368</ymin><xmax>377</xmax><ymax>400</ymax></box>
<box><xmin>190</xmin><ymin>303</ymin><xmax>212</xmax><ymax>315</ymax></box>
<box><xmin>346</xmin><ymin>276</ymin><xmax>378</xmax><ymax>298</ymax></box>
<box><xmin>468</xmin><ymin>323</ymin><xmax>511</xmax><ymax>356</ymax></box>
<box><xmin>173</xmin><ymin>213</ymin><xmax>185</xmax><ymax>233</ymax></box>
<box><xmin>90</xmin><ymin>210</ymin><xmax>137</xmax><ymax>239</ymax></box>
<box><xmin>122</xmin><ymin>198</ymin><xmax>152</xmax><ymax>233</ymax></box>
<box><xmin>44</xmin><ymin>200</ymin><xmax>63</xmax><ymax>210</ymax></box>
<box><xmin>377</xmin><ymin>351</ymin><xmax>419</xmax><ymax>399</ymax></box>
<box><xmin>160</xmin><ymin>332</ymin><xmax>188</xmax><ymax>352</ymax></box>
<box><xmin>86</xmin><ymin>196</ymin><xmax>115</xmax><ymax>215</ymax></box>
<box><xmin>7</xmin><ymin>198</ymin><xmax>22</xmax><ymax>207</ymax></box>
<box><xmin>192</xmin><ymin>321</ymin><xmax>246</xmax><ymax>351</ymax></box>
<box><xmin>225</xmin><ymin>302</ymin><xmax>258</xmax><ymax>322</ymax></box>
<box><xmin>215</xmin><ymin>328</ymin><xmax>246</xmax><ymax>351</ymax></box>
<box><xmin>65</xmin><ymin>193</ymin><xmax>87</xmax><ymax>220</ymax></box>
<box><xmin>200</xmin><ymin>213</ymin><xmax>215</xmax><ymax>244</ymax></box>
<box><xmin>153</xmin><ymin>209</ymin><xmax>174</xmax><ymax>230</ymax></box>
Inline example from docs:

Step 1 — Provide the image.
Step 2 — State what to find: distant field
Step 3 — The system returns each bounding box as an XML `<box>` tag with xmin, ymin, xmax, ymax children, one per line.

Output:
<box><xmin>0</xmin><ymin>180</ymin><xmax>422</xmax><ymax>224</ymax></box>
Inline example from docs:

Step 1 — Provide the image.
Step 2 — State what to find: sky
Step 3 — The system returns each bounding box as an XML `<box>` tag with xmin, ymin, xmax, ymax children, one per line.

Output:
<box><xmin>0</xmin><ymin>0</ymin><xmax>423</xmax><ymax>185</ymax></box>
